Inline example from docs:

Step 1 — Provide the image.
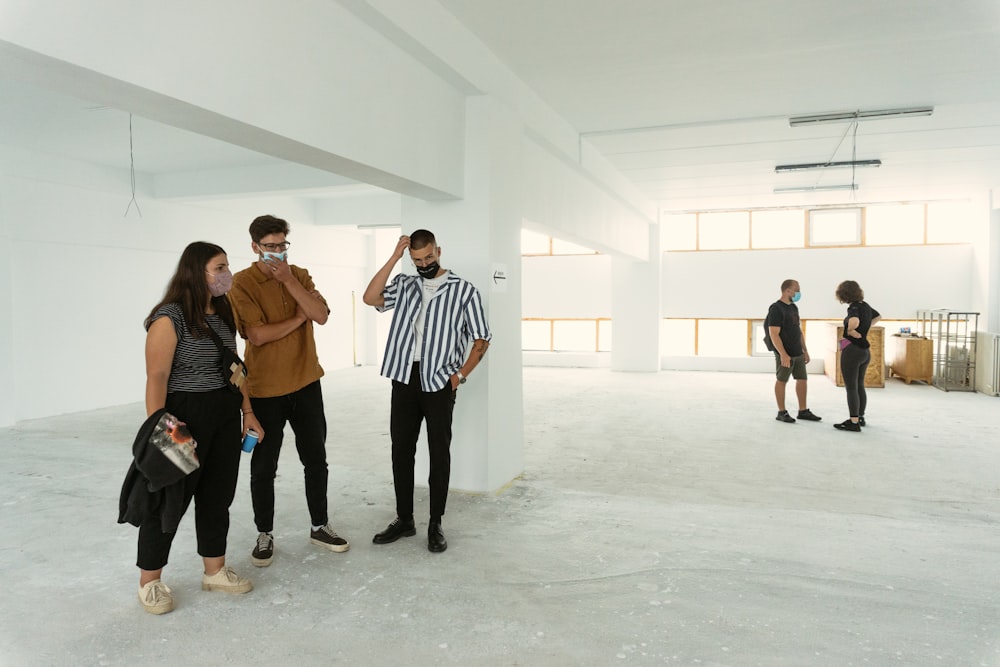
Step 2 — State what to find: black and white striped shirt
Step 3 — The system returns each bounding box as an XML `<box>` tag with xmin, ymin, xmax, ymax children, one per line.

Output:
<box><xmin>148</xmin><ymin>303</ymin><xmax>237</xmax><ymax>393</ymax></box>
<box><xmin>378</xmin><ymin>272</ymin><xmax>492</xmax><ymax>391</ymax></box>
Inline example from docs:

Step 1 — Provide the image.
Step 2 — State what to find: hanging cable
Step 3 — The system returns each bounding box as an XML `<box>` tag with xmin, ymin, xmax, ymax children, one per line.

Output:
<box><xmin>811</xmin><ymin>111</ymin><xmax>858</xmax><ymax>188</ymax></box>
<box><xmin>124</xmin><ymin>114</ymin><xmax>142</xmax><ymax>218</ymax></box>
<box><xmin>849</xmin><ymin>116</ymin><xmax>860</xmax><ymax>201</ymax></box>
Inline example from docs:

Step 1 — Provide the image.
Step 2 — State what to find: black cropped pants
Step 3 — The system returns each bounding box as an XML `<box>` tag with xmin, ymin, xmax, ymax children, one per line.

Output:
<box><xmin>136</xmin><ymin>388</ymin><xmax>242</xmax><ymax>570</ymax></box>
<box><xmin>389</xmin><ymin>363</ymin><xmax>456</xmax><ymax>521</ymax></box>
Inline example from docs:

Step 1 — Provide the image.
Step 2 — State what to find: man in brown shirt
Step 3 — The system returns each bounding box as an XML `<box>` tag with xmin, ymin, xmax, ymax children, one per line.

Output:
<box><xmin>230</xmin><ymin>214</ymin><xmax>349</xmax><ymax>567</ymax></box>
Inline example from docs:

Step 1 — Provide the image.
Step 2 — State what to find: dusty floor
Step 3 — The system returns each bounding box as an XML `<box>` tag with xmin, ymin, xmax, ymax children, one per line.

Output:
<box><xmin>1</xmin><ymin>366</ymin><xmax>998</xmax><ymax>666</ymax></box>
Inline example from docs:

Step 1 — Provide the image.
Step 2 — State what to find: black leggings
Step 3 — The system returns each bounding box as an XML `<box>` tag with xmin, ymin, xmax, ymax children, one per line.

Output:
<box><xmin>841</xmin><ymin>344</ymin><xmax>871</xmax><ymax>418</ymax></box>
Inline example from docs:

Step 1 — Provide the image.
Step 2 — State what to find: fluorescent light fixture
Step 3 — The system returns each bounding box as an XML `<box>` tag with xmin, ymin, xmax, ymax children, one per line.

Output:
<box><xmin>775</xmin><ymin>159</ymin><xmax>881</xmax><ymax>173</ymax></box>
<box><xmin>789</xmin><ymin>107</ymin><xmax>933</xmax><ymax>127</ymax></box>
<box><xmin>774</xmin><ymin>184</ymin><xmax>859</xmax><ymax>194</ymax></box>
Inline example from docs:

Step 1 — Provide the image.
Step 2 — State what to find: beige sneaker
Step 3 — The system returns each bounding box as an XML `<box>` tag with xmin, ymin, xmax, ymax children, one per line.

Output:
<box><xmin>201</xmin><ymin>565</ymin><xmax>253</xmax><ymax>594</ymax></box>
<box><xmin>138</xmin><ymin>579</ymin><xmax>174</xmax><ymax>615</ymax></box>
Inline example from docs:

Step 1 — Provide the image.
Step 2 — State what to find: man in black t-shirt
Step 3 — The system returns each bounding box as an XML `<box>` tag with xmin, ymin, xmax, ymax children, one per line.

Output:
<box><xmin>765</xmin><ymin>279</ymin><xmax>821</xmax><ymax>424</ymax></box>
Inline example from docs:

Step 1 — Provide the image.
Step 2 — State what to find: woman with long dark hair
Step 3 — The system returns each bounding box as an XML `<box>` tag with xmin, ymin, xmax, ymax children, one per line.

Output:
<box><xmin>834</xmin><ymin>280</ymin><xmax>881</xmax><ymax>432</ymax></box>
<box><xmin>136</xmin><ymin>241</ymin><xmax>263</xmax><ymax>614</ymax></box>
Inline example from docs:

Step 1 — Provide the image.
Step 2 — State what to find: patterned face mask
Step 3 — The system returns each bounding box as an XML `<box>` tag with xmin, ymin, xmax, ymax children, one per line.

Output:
<box><xmin>206</xmin><ymin>269</ymin><xmax>233</xmax><ymax>297</ymax></box>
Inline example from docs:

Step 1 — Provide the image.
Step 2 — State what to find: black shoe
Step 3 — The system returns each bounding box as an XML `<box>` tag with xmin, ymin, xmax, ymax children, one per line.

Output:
<box><xmin>428</xmin><ymin>522</ymin><xmax>447</xmax><ymax>553</ymax></box>
<box><xmin>797</xmin><ymin>409</ymin><xmax>822</xmax><ymax>422</ymax></box>
<box><xmin>834</xmin><ymin>420</ymin><xmax>861</xmax><ymax>432</ymax></box>
<box><xmin>372</xmin><ymin>517</ymin><xmax>416</xmax><ymax>544</ymax></box>
<box><xmin>250</xmin><ymin>532</ymin><xmax>274</xmax><ymax>567</ymax></box>
<box><xmin>310</xmin><ymin>524</ymin><xmax>350</xmax><ymax>553</ymax></box>
<box><xmin>776</xmin><ymin>411</ymin><xmax>795</xmax><ymax>423</ymax></box>
<box><xmin>858</xmin><ymin>417</ymin><xmax>866</xmax><ymax>427</ymax></box>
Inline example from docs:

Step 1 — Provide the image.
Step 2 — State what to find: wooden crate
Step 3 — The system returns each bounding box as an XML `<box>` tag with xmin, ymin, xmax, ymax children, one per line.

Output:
<box><xmin>887</xmin><ymin>335</ymin><xmax>933</xmax><ymax>385</ymax></box>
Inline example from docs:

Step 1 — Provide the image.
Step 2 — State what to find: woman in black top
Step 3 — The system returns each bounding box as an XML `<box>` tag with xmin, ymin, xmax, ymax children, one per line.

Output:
<box><xmin>834</xmin><ymin>280</ymin><xmax>881</xmax><ymax>432</ymax></box>
<box><xmin>135</xmin><ymin>242</ymin><xmax>264</xmax><ymax>614</ymax></box>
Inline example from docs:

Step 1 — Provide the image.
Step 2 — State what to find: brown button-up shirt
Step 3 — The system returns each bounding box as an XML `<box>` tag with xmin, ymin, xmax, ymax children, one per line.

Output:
<box><xmin>230</xmin><ymin>263</ymin><xmax>325</xmax><ymax>398</ymax></box>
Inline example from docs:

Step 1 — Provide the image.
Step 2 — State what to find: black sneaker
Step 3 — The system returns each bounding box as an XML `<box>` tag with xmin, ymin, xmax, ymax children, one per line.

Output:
<box><xmin>373</xmin><ymin>517</ymin><xmax>417</xmax><ymax>544</ymax></box>
<box><xmin>776</xmin><ymin>411</ymin><xmax>796</xmax><ymax>423</ymax></box>
<box><xmin>858</xmin><ymin>417</ymin><xmax>866</xmax><ymax>427</ymax></box>
<box><xmin>251</xmin><ymin>532</ymin><xmax>273</xmax><ymax>567</ymax></box>
<box><xmin>310</xmin><ymin>524</ymin><xmax>350</xmax><ymax>552</ymax></box>
<box><xmin>797</xmin><ymin>409</ymin><xmax>822</xmax><ymax>422</ymax></box>
<box><xmin>833</xmin><ymin>420</ymin><xmax>861</xmax><ymax>432</ymax></box>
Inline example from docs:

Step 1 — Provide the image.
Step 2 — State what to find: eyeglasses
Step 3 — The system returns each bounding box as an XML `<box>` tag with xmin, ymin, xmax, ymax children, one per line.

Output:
<box><xmin>257</xmin><ymin>241</ymin><xmax>291</xmax><ymax>252</ymax></box>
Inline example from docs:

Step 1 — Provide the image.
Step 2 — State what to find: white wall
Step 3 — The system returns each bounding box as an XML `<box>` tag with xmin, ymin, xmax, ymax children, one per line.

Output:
<box><xmin>522</xmin><ymin>254</ymin><xmax>612</xmax><ymax>318</ymax></box>
<box><xmin>523</xmin><ymin>243</ymin><xmax>973</xmax><ymax>323</ymax></box>
<box><xmin>663</xmin><ymin>244</ymin><xmax>974</xmax><ymax>320</ymax></box>
<box><xmin>518</xmin><ymin>242</ymin><xmax>979</xmax><ymax>374</ymax></box>
<box><xmin>1</xmin><ymin>148</ymin><xmax>369</xmax><ymax>426</ymax></box>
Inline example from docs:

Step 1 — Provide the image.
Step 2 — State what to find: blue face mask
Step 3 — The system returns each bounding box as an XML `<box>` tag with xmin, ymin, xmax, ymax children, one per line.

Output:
<box><xmin>262</xmin><ymin>251</ymin><xmax>287</xmax><ymax>264</ymax></box>
<box><xmin>792</xmin><ymin>291</ymin><xmax>802</xmax><ymax>303</ymax></box>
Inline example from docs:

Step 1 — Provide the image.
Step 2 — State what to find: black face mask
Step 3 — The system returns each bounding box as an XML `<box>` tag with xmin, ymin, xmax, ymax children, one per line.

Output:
<box><xmin>416</xmin><ymin>262</ymin><xmax>440</xmax><ymax>279</ymax></box>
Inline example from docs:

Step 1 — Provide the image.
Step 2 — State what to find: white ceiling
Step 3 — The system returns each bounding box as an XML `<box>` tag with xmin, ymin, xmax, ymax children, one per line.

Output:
<box><xmin>3</xmin><ymin>1</ymin><xmax>1000</xmax><ymax>214</ymax></box>
<box><xmin>437</xmin><ymin>0</ymin><xmax>1000</xmax><ymax>211</ymax></box>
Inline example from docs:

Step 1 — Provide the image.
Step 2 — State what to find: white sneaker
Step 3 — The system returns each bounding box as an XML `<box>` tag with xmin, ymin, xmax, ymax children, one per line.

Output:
<box><xmin>138</xmin><ymin>579</ymin><xmax>174</xmax><ymax>615</ymax></box>
<box><xmin>201</xmin><ymin>565</ymin><xmax>253</xmax><ymax>594</ymax></box>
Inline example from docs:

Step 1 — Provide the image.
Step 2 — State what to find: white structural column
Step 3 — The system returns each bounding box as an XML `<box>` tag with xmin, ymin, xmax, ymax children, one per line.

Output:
<box><xmin>400</xmin><ymin>97</ymin><xmax>524</xmax><ymax>493</ymax></box>
<box><xmin>611</xmin><ymin>223</ymin><xmax>662</xmax><ymax>371</ymax></box>
<box><xmin>0</xmin><ymin>175</ymin><xmax>12</xmax><ymax>426</ymax></box>
<box><xmin>989</xmin><ymin>195</ymin><xmax>1000</xmax><ymax>332</ymax></box>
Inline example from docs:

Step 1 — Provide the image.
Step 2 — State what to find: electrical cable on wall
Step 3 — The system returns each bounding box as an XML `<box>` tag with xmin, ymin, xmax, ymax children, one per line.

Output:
<box><xmin>124</xmin><ymin>114</ymin><xmax>142</xmax><ymax>218</ymax></box>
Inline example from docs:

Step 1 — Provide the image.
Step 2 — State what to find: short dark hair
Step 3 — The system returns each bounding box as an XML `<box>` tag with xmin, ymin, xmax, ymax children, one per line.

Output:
<box><xmin>835</xmin><ymin>280</ymin><xmax>864</xmax><ymax>303</ymax></box>
<box><xmin>249</xmin><ymin>215</ymin><xmax>290</xmax><ymax>243</ymax></box>
<box><xmin>409</xmin><ymin>229</ymin><xmax>437</xmax><ymax>250</ymax></box>
<box><xmin>780</xmin><ymin>279</ymin><xmax>798</xmax><ymax>292</ymax></box>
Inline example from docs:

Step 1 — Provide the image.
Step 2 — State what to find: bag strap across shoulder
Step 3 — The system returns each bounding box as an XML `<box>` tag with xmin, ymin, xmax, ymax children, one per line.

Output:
<box><xmin>203</xmin><ymin>321</ymin><xmax>229</xmax><ymax>353</ymax></box>
<box><xmin>203</xmin><ymin>321</ymin><xmax>247</xmax><ymax>393</ymax></box>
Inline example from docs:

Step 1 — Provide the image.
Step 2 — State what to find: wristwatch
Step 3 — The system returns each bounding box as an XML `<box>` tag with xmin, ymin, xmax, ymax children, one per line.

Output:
<box><xmin>456</xmin><ymin>371</ymin><xmax>467</xmax><ymax>384</ymax></box>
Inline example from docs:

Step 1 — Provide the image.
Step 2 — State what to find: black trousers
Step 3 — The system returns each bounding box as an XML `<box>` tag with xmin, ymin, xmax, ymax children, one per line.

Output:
<box><xmin>249</xmin><ymin>380</ymin><xmax>328</xmax><ymax>531</ymax></box>
<box><xmin>136</xmin><ymin>388</ymin><xmax>242</xmax><ymax>570</ymax></box>
<box><xmin>841</xmin><ymin>344</ymin><xmax>871</xmax><ymax>418</ymax></box>
<box><xmin>390</xmin><ymin>364</ymin><xmax>456</xmax><ymax>521</ymax></box>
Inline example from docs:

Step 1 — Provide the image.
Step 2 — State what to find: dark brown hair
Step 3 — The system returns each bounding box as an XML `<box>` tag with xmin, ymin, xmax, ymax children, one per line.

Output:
<box><xmin>249</xmin><ymin>214</ymin><xmax>290</xmax><ymax>243</ymax></box>
<box><xmin>145</xmin><ymin>241</ymin><xmax>235</xmax><ymax>337</ymax></box>
<box><xmin>780</xmin><ymin>278</ymin><xmax>798</xmax><ymax>292</ymax></box>
<box><xmin>835</xmin><ymin>280</ymin><xmax>864</xmax><ymax>304</ymax></box>
<box><xmin>409</xmin><ymin>229</ymin><xmax>437</xmax><ymax>250</ymax></box>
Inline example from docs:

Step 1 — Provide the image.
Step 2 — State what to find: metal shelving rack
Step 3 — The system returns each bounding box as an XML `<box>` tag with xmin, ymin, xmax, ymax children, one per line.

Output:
<box><xmin>917</xmin><ymin>309</ymin><xmax>979</xmax><ymax>391</ymax></box>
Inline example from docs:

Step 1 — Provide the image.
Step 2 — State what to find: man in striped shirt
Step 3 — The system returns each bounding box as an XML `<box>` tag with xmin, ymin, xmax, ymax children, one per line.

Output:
<box><xmin>363</xmin><ymin>230</ymin><xmax>492</xmax><ymax>553</ymax></box>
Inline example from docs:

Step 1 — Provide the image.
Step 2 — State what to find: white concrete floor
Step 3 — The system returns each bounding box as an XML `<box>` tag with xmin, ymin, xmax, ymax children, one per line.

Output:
<box><xmin>1</xmin><ymin>366</ymin><xmax>998</xmax><ymax>666</ymax></box>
